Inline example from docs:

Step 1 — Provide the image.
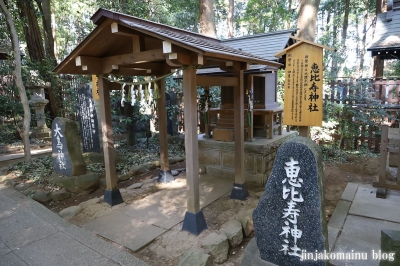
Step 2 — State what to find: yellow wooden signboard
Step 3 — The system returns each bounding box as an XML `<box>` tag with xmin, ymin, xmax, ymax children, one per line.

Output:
<box><xmin>283</xmin><ymin>42</ymin><xmax>323</xmax><ymax>126</ymax></box>
<box><xmin>91</xmin><ymin>75</ymin><xmax>99</xmax><ymax>100</ymax></box>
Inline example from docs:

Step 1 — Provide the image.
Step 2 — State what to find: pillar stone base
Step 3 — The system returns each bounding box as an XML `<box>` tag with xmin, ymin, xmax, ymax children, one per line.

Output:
<box><xmin>230</xmin><ymin>183</ymin><xmax>249</xmax><ymax>200</ymax></box>
<box><xmin>103</xmin><ymin>189</ymin><xmax>123</xmax><ymax>206</ymax></box>
<box><xmin>158</xmin><ymin>170</ymin><xmax>174</xmax><ymax>183</ymax></box>
<box><xmin>182</xmin><ymin>211</ymin><xmax>207</xmax><ymax>236</ymax></box>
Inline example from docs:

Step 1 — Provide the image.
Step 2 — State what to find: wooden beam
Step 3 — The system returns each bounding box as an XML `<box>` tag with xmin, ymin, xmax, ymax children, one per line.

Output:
<box><xmin>102</xmin><ymin>49</ymin><xmax>165</xmax><ymax>66</ymax></box>
<box><xmin>119</xmin><ymin>62</ymin><xmax>169</xmax><ymax>70</ymax></box>
<box><xmin>163</xmin><ymin>41</ymin><xmax>173</xmax><ymax>54</ymax></box>
<box><xmin>75</xmin><ymin>56</ymin><xmax>102</xmax><ymax>72</ymax></box>
<box><xmin>234</xmin><ymin>66</ymin><xmax>245</xmax><ymax>185</ymax></box>
<box><xmin>167</xmin><ymin>52</ymin><xmax>202</xmax><ymax>66</ymax></box>
<box><xmin>132</xmin><ymin>35</ymin><xmax>145</xmax><ymax>53</ymax></box>
<box><xmin>196</xmin><ymin>76</ymin><xmax>238</xmax><ymax>87</ymax></box>
<box><xmin>111</xmin><ymin>22</ymin><xmax>138</xmax><ymax>37</ymax></box>
<box><xmin>97</xmin><ymin>77</ymin><xmax>118</xmax><ymax>191</ymax></box>
<box><xmin>108</xmin><ymin>68</ymin><xmax>162</xmax><ymax>76</ymax></box>
<box><xmin>183</xmin><ymin>67</ymin><xmax>200</xmax><ymax>214</ymax></box>
<box><xmin>220</xmin><ymin>61</ymin><xmax>249</xmax><ymax>72</ymax></box>
<box><xmin>157</xmin><ymin>79</ymin><xmax>169</xmax><ymax>172</ymax></box>
<box><xmin>54</xmin><ymin>20</ymin><xmax>112</xmax><ymax>74</ymax></box>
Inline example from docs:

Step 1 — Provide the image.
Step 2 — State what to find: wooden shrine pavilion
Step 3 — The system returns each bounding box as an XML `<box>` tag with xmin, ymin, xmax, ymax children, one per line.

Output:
<box><xmin>367</xmin><ymin>0</ymin><xmax>400</xmax><ymax>197</ymax></box>
<box><xmin>54</xmin><ymin>8</ymin><xmax>280</xmax><ymax>235</ymax></box>
<box><xmin>367</xmin><ymin>0</ymin><xmax>400</xmax><ymax>60</ymax></box>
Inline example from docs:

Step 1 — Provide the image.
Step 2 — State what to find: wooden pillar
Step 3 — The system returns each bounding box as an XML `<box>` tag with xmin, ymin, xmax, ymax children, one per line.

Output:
<box><xmin>230</xmin><ymin>66</ymin><xmax>249</xmax><ymax>200</ymax></box>
<box><xmin>98</xmin><ymin>77</ymin><xmax>123</xmax><ymax>206</ymax></box>
<box><xmin>247</xmin><ymin>75</ymin><xmax>254</xmax><ymax>141</ymax></box>
<box><xmin>181</xmin><ymin>67</ymin><xmax>207</xmax><ymax>235</ymax></box>
<box><xmin>156</xmin><ymin>78</ymin><xmax>173</xmax><ymax>182</ymax></box>
<box><xmin>299</xmin><ymin>126</ymin><xmax>310</xmax><ymax>137</ymax></box>
<box><xmin>204</xmin><ymin>86</ymin><xmax>211</xmax><ymax>138</ymax></box>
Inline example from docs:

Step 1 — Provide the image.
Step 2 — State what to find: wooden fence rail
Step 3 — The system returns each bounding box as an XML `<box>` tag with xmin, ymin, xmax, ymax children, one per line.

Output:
<box><xmin>373</xmin><ymin>124</ymin><xmax>400</xmax><ymax>198</ymax></box>
<box><xmin>322</xmin><ymin>78</ymin><xmax>400</xmax><ymax>152</ymax></box>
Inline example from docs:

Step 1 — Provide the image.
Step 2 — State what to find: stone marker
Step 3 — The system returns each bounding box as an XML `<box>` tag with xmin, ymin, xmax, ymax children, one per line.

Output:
<box><xmin>77</xmin><ymin>84</ymin><xmax>101</xmax><ymax>153</ymax></box>
<box><xmin>52</xmin><ymin>117</ymin><xmax>86</xmax><ymax>176</ymax></box>
<box><xmin>380</xmin><ymin>229</ymin><xmax>400</xmax><ymax>266</ymax></box>
<box><xmin>252</xmin><ymin>137</ymin><xmax>328</xmax><ymax>266</ymax></box>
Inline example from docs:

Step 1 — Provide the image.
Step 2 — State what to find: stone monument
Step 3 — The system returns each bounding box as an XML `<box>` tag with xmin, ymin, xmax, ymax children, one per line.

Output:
<box><xmin>28</xmin><ymin>85</ymin><xmax>51</xmax><ymax>140</ymax></box>
<box><xmin>246</xmin><ymin>137</ymin><xmax>328</xmax><ymax>266</ymax></box>
<box><xmin>51</xmin><ymin>117</ymin><xmax>86</xmax><ymax>176</ymax></box>
<box><xmin>77</xmin><ymin>84</ymin><xmax>101</xmax><ymax>153</ymax></box>
<box><xmin>380</xmin><ymin>229</ymin><xmax>400</xmax><ymax>266</ymax></box>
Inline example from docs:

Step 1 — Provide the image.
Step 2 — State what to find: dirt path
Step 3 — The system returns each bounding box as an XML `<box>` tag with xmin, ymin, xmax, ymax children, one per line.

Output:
<box><xmin>0</xmin><ymin>149</ymin><xmax>381</xmax><ymax>265</ymax></box>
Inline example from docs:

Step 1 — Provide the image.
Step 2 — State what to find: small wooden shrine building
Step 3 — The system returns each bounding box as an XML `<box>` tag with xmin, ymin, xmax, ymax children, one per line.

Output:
<box><xmin>196</xmin><ymin>30</ymin><xmax>298</xmax><ymax>141</ymax></box>
<box><xmin>54</xmin><ymin>8</ymin><xmax>280</xmax><ymax>235</ymax></box>
<box><xmin>367</xmin><ymin>0</ymin><xmax>400</xmax><ymax>60</ymax></box>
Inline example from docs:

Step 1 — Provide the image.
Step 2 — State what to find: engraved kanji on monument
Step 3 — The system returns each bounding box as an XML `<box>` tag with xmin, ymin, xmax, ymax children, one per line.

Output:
<box><xmin>51</xmin><ymin>117</ymin><xmax>86</xmax><ymax>176</ymax></box>
<box><xmin>252</xmin><ymin>137</ymin><xmax>328</xmax><ymax>266</ymax></box>
<box><xmin>77</xmin><ymin>84</ymin><xmax>100</xmax><ymax>153</ymax></box>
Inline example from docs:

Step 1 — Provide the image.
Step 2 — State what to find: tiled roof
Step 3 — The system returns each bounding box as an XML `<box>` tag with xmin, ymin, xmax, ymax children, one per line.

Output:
<box><xmin>222</xmin><ymin>29</ymin><xmax>298</xmax><ymax>61</ymax></box>
<box><xmin>368</xmin><ymin>3</ymin><xmax>400</xmax><ymax>51</ymax></box>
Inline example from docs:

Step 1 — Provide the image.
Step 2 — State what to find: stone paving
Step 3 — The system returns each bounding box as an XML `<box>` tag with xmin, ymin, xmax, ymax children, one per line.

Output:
<box><xmin>0</xmin><ymin>184</ymin><xmax>149</xmax><ymax>266</ymax></box>
<box><xmin>328</xmin><ymin>183</ymin><xmax>400</xmax><ymax>266</ymax></box>
<box><xmin>83</xmin><ymin>174</ymin><xmax>232</xmax><ymax>252</ymax></box>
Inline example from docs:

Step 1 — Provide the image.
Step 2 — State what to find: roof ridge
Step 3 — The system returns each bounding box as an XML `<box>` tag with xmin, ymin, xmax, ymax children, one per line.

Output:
<box><xmin>91</xmin><ymin>8</ymin><xmax>220</xmax><ymax>42</ymax></box>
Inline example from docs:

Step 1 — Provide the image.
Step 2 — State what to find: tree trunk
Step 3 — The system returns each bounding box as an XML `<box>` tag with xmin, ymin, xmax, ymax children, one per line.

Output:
<box><xmin>35</xmin><ymin>0</ymin><xmax>56</xmax><ymax>64</ymax></box>
<box><xmin>373</xmin><ymin>0</ymin><xmax>385</xmax><ymax>77</ymax></box>
<box><xmin>199</xmin><ymin>0</ymin><xmax>216</xmax><ymax>37</ymax></box>
<box><xmin>0</xmin><ymin>0</ymin><xmax>32</xmax><ymax>163</ymax></box>
<box><xmin>296</xmin><ymin>0</ymin><xmax>321</xmax><ymax>42</ymax></box>
<box><xmin>296</xmin><ymin>0</ymin><xmax>321</xmax><ymax>138</ymax></box>
<box><xmin>339</xmin><ymin>0</ymin><xmax>350</xmax><ymax>75</ymax></box>
<box><xmin>330</xmin><ymin>4</ymin><xmax>339</xmax><ymax>78</ymax></box>
<box><xmin>17</xmin><ymin>0</ymin><xmax>58</xmax><ymax>118</ymax></box>
<box><xmin>227</xmin><ymin>0</ymin><xmax>234</xmax><ymax>38</ymax></box>
<box><xmin>16</xmin><ymin>0</ymin><xmax>45</xmax><ymax>62</ymax></box>
<box><xmin>341</xmin><ymin>0</ymin><xmax>350</xmax><ymax>47</ymax></box>
<box><xmin>360</xmin><ymin>0</ymin><xmax>368</xmax><ymax>72</ymax></box>
<box><xmin>287</xmin><ymin>0</ymin><xmax>293</xmax><ymax>28</ymax></box>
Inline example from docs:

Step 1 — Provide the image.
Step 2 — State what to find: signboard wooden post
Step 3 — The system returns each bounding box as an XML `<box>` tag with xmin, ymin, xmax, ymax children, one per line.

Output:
<box><xmin>275</xmin><ymin>38</ymin><xmax>335</xmax><ymax>136</ymax></box>
<box><xmin>91</xmin><ymin>75</ymin><xmax>99</xmax><ymax>100</ymax></box>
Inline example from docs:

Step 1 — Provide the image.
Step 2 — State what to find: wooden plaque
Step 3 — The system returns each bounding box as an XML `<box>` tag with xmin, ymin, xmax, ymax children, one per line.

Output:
<box><xmin>283</xmin><ymin>43</ymin><xmax>323</xmax><ymax>126</ymax></box>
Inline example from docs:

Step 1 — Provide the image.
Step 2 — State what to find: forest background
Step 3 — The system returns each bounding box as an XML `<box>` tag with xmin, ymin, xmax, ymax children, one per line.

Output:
<box><xmin>0</xmin><ymin>0</ymin><xmax>399</xmax><ymax>160</ymax></box>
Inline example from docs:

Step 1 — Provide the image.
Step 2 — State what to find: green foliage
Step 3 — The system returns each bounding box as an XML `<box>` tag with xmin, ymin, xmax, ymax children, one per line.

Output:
<box><xmin>312</xmin><ymin>79</ymin><xmax>391</xmax><ymax>150</ymax></box>
<box><xmin>242</xmin><ymin>0</ymin><xmax>295</xmax><ymax>33</ymax></box>
<box><xmin>10</xmin><ymin>155</ymin><xmax>54</xmax><ymax>185</ymax></box>
<box><xmin>0</xmin><ymin>124</ymin><xmax>21</xmax><ymax>145</ymax></box>
<box><xmin>384</xmin><ymin>60</ymin><xmax>400</xmax><ymax>77</ymax></box>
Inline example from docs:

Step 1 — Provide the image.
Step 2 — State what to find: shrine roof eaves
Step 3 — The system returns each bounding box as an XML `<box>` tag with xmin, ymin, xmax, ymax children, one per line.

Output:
<box><xmin>54</xmin><ymin>8</ymin><xmax>281</xmax><ymax>75</ymax></box>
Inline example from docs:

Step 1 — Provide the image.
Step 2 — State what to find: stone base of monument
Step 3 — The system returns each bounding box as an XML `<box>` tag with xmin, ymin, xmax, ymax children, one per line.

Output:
<box><xmin>241</xmin><ymin>238</ymin><xmax>277</xmax><ymax>266</ymax></box>
<box><xmin>198</xmin><ymin>130</ymin><xmax>297</xmax><ymax>184</ymax></box>
<box><xmin>103</xmin><ymin>189</ymin><xmax>124</xmax><ymax>206</ymax></box>
<box><xmin>31</xmin><ymin>126</ymin><xmax>51</xmax><ymax>141</ymax></box>
<box><xmin>380</xmin><ymin>229</ymin><xmax>400</xmax><ymax>266</ymax></box>
<box><xmin>182</xmin><ymin>211</ymin><xmax>208</xmax><ymax>236</ymax></box>
<box><xmin>230</xmin><ymin>183</ymin><xmax>249</xmax><ymax>200</ymax></box>
<box><xmin>158</xmin><ymin>170</ymin><xmax>174</xmax><ymax>183</ymax></box>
